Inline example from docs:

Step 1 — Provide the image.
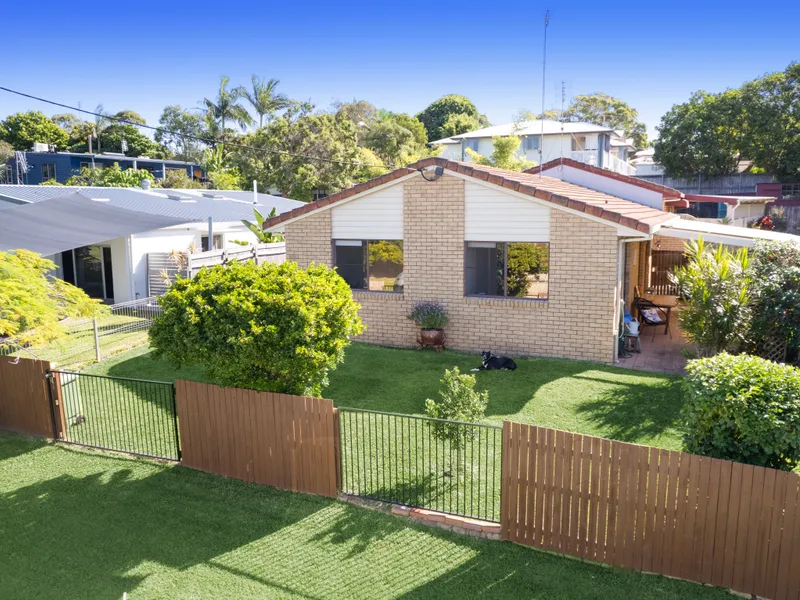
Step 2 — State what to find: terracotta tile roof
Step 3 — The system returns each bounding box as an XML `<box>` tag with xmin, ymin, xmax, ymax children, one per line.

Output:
<box><xmin>527</xmin><ymin>157</ymin><xmax>684</xmax><ymax>199</ymax></box>
<box><xmin>262</xmin><ymin>157</ymin><xmax>675</xmax><ymax>234</ymax></box>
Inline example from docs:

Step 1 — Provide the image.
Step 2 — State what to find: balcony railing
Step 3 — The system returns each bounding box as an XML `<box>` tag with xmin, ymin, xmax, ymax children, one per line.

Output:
<box><xmin>570</xmin><ymin>150</ymin><xmax>636</xmax><ymax>177</ymax></box>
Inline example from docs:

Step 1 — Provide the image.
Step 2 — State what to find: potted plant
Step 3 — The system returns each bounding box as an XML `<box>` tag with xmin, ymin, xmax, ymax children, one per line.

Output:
<box><xmin>407</xmin><ymin>301</ymin><xmax>449</xmax><ymax>351</ymax></box>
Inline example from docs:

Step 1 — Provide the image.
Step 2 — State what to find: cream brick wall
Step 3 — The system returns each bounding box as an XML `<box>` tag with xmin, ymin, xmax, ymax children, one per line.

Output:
<box><xmin>653</xmin><ymin>235</ymin><xmax>687</xmax><ymax>252</ymax></box>
<box><xmin>285</xmin><ymin>173</ymin><xmax>621</xmax><ymax>363</ymax></box>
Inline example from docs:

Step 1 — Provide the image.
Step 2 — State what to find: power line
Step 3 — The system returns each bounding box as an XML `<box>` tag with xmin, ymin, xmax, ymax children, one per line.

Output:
<box><xmin>0</xmin><ymin>86</ymin><xmax>394</xmax><ymax>171</ymax></box>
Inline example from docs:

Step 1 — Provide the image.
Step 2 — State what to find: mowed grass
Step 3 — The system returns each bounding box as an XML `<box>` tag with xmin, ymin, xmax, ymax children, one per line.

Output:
<box><xmin>0</xmin><ymin>431</ymin><xmax>733</xmax><ymax>600</ymax></box>
<box><xmin>88</xmin><ymin>342</ymin><xmax>687</xmax><ymax>450</ymax></box>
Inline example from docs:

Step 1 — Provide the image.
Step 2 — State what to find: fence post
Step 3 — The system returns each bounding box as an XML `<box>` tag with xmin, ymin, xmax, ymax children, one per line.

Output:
<box><xmin>46</xmin><ymin>371</ymin><xmax>67</xmax><ymax>440</ymax></box>
<box><xmin>171</xmin><ymin>383</ymin><xmax>182</xmax><ymax>462</ymax></box>
<box><xmin>92</xmin><ymin>318</ymin><xmax>102</xmax><ymax>362</ymax></box>
<box><xmin>333</xmin><ymin>408</ymin><xmax>342</xmax><ymax>492</ymax></box>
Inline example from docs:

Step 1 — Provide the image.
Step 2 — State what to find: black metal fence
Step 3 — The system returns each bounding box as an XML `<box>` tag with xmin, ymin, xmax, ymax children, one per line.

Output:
<box><xmin>52</xmin><ymin>371</ymin><xmax>180</xmax><ymax>461</ymax></box>
<box><xmin>650</xmin><ymin>250</ymin><xmax>687</xmax><ymax>295</ymax></box>
<box><xmin>339</xmin><ymin>408</ymin><xmax>503</xmax><ymax>522</ymax></box>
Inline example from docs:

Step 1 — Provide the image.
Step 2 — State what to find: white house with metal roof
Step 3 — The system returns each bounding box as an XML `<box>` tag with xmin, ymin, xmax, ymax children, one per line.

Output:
<box><xmin>0</xmin><ymin>184</ymin><xmax>303</xmax><ymax>303</ymax></box>
<box><xmin>430</xmin><ymin>119</ymin><xmax>637</xmax><ymax>176</ymax></box>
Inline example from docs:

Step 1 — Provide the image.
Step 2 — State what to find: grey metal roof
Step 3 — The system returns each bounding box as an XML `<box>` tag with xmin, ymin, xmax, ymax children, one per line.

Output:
<box><xmin>0</xmin><ymin>193</ymin><xmax>188</xmax><ymax>256</ymax></box>
<box><xmin>0</xmin><ymin>185</ymin><xmax>304</xmax><ymax>223</ymax></box>
<box><xmin>22</xmin><ymin>151</ymin><xmax>201</xmax><ymax>166</ymax></box>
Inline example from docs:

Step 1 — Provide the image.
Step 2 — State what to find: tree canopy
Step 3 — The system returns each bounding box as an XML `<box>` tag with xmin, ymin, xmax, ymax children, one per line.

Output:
<box><xmin>416</xmin><ymin>95</ymin><xmax>488</xmax><ymax>142</ymax></box>
<box><xmin>465</xmin><ymin>136</ymin><xmax>534</xmax><ymax>171</ymax></box>
<box><xmin>65</xmin><ymin>164</ymin><xmax>156</xmax><ymax>187</ymax></box>
<box><xmin>0</xmin><ymin>111</ymin><xmax>69</xmax><ymax>150</ymax></box>
<box><xmin>155</xmin><ymin>106</ymin><xmax>207</xmax><ymax>162</ymax></box>
<box><xmin>0</xmin><ymin>250</ymin><xmax>105</xmax><ymax>350</ymax></box>
<box><xmin>563</xmin><ymin>93</ymin><xmax>648</xmax><ymax>148</ymax></box>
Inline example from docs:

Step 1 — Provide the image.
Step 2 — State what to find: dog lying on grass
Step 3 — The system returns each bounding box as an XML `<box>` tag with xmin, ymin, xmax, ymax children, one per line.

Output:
<box><xmin>471</xmin><ymin>350</ymin><xmax>517</xmax><ymax>371</ymax></box>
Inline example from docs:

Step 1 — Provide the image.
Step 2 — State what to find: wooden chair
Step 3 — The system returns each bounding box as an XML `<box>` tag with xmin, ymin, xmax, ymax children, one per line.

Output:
<box><xmin>633</xmin><ymin>296</ymin><xmax>672</xmax><ymax>340</ymax></box>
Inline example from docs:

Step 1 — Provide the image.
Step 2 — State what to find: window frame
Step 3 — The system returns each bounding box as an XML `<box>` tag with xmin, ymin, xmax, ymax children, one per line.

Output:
<box><xmin>464</xmin><ymin>241</ymin><xmax>550</xmax><ymax>301</ymax></box>
<box><xmin>333</xmin><ymin>239</ymin><xmax>404</xmax><ymax>294</ymax></box>
<box><xmin>41</xmin><ymin>163</ymin><xmax>56</xmax><ymax>181</ymax></box>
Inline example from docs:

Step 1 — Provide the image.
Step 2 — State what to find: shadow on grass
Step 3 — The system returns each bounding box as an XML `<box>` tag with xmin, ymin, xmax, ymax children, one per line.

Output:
<box><xmin>0</xmin><ymin>454</ymin><xmax>326</xmax><ymax>600</ymax></box>
<box><xmin>311</xmin><ymin>503</ymin><xmax>407</xmax><ymax>557</ymax></box>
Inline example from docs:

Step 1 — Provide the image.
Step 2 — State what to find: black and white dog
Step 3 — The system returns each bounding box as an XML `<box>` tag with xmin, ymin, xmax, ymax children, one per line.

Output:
<box><xmin>471</xmin><ymin>350</ymin><xmax>517</xmax><ymax>371</ymax></box>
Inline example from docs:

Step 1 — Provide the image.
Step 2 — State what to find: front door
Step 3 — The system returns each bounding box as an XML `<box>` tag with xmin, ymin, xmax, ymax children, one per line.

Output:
<box><xmin>62</xmin><ymin>245</ymin><xmax>114</xmax><ymax>301</ymax></box>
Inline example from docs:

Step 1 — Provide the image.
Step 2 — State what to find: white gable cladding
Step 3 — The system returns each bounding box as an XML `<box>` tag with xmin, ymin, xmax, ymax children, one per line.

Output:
<box><xmin>464</xmin><ymin>182</ymin><xmax>550</xmax><ymax>242</ymax></box>
<box><xmin>543</xmin><ymin>165</ymin><xmax>664</xmax><ymax>209</ymax></box>
<box><xmin>331</xmin><ymin>185</ymin><xmax>403</xmax><ymax>239</ymax></box>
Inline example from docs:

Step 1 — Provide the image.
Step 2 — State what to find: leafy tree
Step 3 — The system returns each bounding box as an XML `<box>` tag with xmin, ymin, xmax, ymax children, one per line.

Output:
<box><xmin>0</xmin><ymin>111</ymin><xmax>69</xmax><ymax>150</ymax></box>
<box><xmin>156</xmin><ymin>106</ymin><xmax>207</xmax><ymax>162</ymax></box>
<box><xmin>425</xmin><ymin>367</ymin><xmax>488</xmax><ymax>449</ymax></box>
<box><xmin>506</xmin><ymin>242</ymin><xmax>549</xmax><ymax>296</ymax></box>
<box><xmin>51</xmin><ymin>113</ymin><xmax>84</xmax><ymax>133</ymax></box>
<box><xmin>563</xmin><ymin>93</ymin><xmax>649</xmax><ymax>148</ymax></box>
<box><xmin>65</xmin><ymin>163</ymin><xmax>155</xmax><ymax>187</ymax></box>
<box><xmin>334</xmin><ymin>100</ymin><xmax>379</xmax><ymax>128</ymax></box>
<box><xmin>201</xmin><ymin>145</ymin><xmax>243</xmax><ymax>190</ymax></box>
<box><xmin>354</xmin><ymin>147</ymin><xmax>386</xmax><ymax>181</ymax></box>
<box><xmin>438</xmin><ymin>113</ymin><xmax>483</xmax><ymax>139</ymax></box>
<box><xmin>149</xmin><ymin>260</ymin><xmax>363</xmax><ymax>396</ymax></box>
<box><xmin>0</xmin><ymin>140</ymin><xmax>12</xmax><ymax>180</ymax></box>
<box><xmin>242</xmin><ymin>207</ymin><xmax>284</xmax><ymax>242</ymax></box>
<box><xmin>159</xmin><ymin>169</ymin><xmax>204</xmax><ymax>189</ymax></box>
<box><xmin>203</xmin><ymin>76</ymin><xmax>254</xmax><ymax>143</ymax></box>
<box><xmin>94</xmin><ymin>124</ymin><xmax>167</xmax><ymax>157</ymax></box>
<box><xmin>0</xmin><ymin>249</ymin><xmax>105</xmax><ymax>350</ymax></box>
<box><xmin>738</xmin><ymin>63</ymin><xmax>800</xmax><ymax>181</ymax></box>
<box><xmin>670</xmin><ymin>237</ymin><xmax>752</xmax><ymax>356</ymax></box>
<box><xmin>465</xmin><ymin>136</ymin><xmax>535</xmax><ymax>171</ymax></box>
<box><xmin>683</xmin><ymin>353</ymin><xmax>800</xmax><ymax>470</ymax></box>
<box><xmin>654</xmin><ymin>90</ymin><xmax>743</xmax><ymax>177</ymax></box>
<box><xmin>111</xmin><ymin>110</ymin><xmax>146</xmax><ymax>125</ymax></box>
<box><xmin>232</xmin><ymin>112</ymin><xmax>362</xmax><ymax>201</ymax></box>
<box><xmin>237</xmin><ymin>75</ymin><xmax>289</xmax><ymax>129</ymax></box>
<box><xmin>416</xmin><ymin>95</ymin><xmax>488</xmax><ymax>142</ymax></box>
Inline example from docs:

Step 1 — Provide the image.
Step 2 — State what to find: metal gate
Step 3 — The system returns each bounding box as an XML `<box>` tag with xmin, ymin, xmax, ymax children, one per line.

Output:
<box><xmin>650</xmin><ymin>250</ymin><xmax>687</xmax><ymax>295</ymax></box>
<box><xmin>50</xmin><ymin>371</ymin><xmax>180</xmax><ymax>461</ymax></box>
<box><xmin>338</xmin><ymin>408</ymin><xmax>502</xmax><ymax>522</ymax></box>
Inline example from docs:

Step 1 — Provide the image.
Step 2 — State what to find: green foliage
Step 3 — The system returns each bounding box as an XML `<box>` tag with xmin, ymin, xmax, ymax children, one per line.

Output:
<box><xmin>670</xmin><ymin>237</ymin><xmax>752</xmax><ymax>356</ymax></box>
<box><xmin>683</xmin><ymin>353</ymin><xmax>800</xmax><ymax>470</ymax></box>
<box><xmin>232</xmin><ymin>112</ymin><xmax>361</xmax><ymax>201</ymax></box>
<box><xmin>97</xmin><ymin>124</ymin><xmax>167</xmax><ymax>158</ymax></box>
<box><xmin>563</xmin><ymin>93</ymin><xmax>649</xmax><ymax>148</ymax></box>
<box><xmin>38</xmin><ymin>179</ymin><xmax>64</xmax><ymax>186</ymax></box>
<box><xmin>242</xmin><ymin>207</ymin><xmax>284</xmax><ymax>243</ymax></box>
<box><xmin>415</xmin><ymin>95</ymin><xmax>488</xmax><ymax>142</ymax></box>
<box><xmin>438</xmin><ymin>113</ymin><xmax>483</xmax><ymax>139</ymax></box>
<box><xmin>65</xmin><ymin>164</ymin><xmax>155</xmax><ymax>187</ymax></box>
<box><xmin>368</xmin><ymin>240</ymin><xmax>402</xmax><ymax>266</ymax></box>
<box><xmin>148</xmin><ymin>260</ymin><xmax>363</xmax><ymax>396</ymax></box>
<box><xmin>236</xmin><ymin>75</ymin><xmax>289</xmax><ymax>129</ymax></box>
<box><xmin>424</xmin><ymin>367</ymin><xmax>489</xmax><ymax>448</ymax></box>
<box><xmin>655</xmin><ymin>90</ymin><xmax>742</xmax><ymax>177</ymax></box>
<box><xmin>0</xmin><ymin>250</ymin><xmax>105</xmax><ymax>349</ymax></box>
<box><xmin>748</xmin><ymin>241</ymin><xmax>800</xmax><ymax>359</ymax></box>
<box><xmin>506</xmin><ymin>242</ymin><xmax>549</xmax><ymax>296</ymax></box>
<box><xmin>0</xmin><ymin>140</ymin><xmax>12</xmax><ymax>180</ymax></box>
<box><xmin>203</xmin><ymin>76</ymin><xmax>254</xmax><ymax>143</ymax></box>
<box><xmin>158</xmin><ymin>169</ymin><xmax>204</xmax><ymax>189</ymax></box>
<box><xmin>407</xmin><ymin>301</ymin><xmax>449</xmax><ymax>330</ymax></box>
<box><xmin>353</xmin><ymin>147</ymin><xmax>386</xmax><ymax>182</ymax></box>
<box><xmin>156</xmin><ymin>106</ymin><xmax>207</xmax><ymax>162</ymax></box>
<box><xmin>465</xmin><ymin>136</ymin><xmax>535</xmax><ymax>171</ymax></box>
<box><xmin>0</xmin><ymin>111</ymin><xmax>69</xmax><ymax>150</ymax></box>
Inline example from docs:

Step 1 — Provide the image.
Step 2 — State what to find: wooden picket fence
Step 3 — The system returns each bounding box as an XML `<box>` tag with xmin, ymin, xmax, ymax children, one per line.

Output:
<box><xmin>174</xmin><ymin>380</ymin><xmax>338</xmax><ymax>497</ymax></box>
<box><xmin>501</xmin><ymin>422</ymin><xmax>800</xmax><ymax>600</ymax></box>
<box><xmin>0</xmin><ymin>356</ymin><xmax>54</xmax><ymax>438</ymax></box>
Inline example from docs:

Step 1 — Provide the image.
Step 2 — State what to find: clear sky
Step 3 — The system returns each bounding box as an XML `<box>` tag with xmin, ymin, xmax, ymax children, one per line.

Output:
<box><xmin>1</xmin><ymin>0</ymin><xmax>797</xmax><ymax>140</ymax></box>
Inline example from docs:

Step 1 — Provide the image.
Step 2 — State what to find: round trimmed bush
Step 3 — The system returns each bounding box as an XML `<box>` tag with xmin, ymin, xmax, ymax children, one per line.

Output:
<box><xmin>683</xmin><ymin>353</ymin><xmax>800</xmax><ymax>470</ymax></box>
<box><xmin>149</xmin><ymin>260</ymin><xmax>363</xmax><ymax>396</ymax></box>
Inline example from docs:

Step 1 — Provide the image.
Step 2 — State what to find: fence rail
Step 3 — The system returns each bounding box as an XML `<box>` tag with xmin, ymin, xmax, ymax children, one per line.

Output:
<box><xmin>339</xmin><ymin>408</ymin><xmax>503</xmax><ymax>522</ymax></box>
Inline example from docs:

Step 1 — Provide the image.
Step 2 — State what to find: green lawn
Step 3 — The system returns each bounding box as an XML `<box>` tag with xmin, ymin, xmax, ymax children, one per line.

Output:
<box><xmin>88</xmin><ymin>342</ymin><xmax>686</xmax><ymax>450</ymax></box>
<box><xmin>0</xmin><ymin>431</ymin><xmax>732</xmax><ymax>600</ymax></box>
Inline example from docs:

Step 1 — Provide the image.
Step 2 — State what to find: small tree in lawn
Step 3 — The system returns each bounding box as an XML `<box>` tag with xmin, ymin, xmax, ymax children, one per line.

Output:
<box><xmin>425</xmin><ymin>367</ymin><xmax>488</xmax><ymax>449</ymax></box>
<box><xmin>148</xmin><ymin>260</ymin><xmax>363</xmax><ymax>396</ymax></box>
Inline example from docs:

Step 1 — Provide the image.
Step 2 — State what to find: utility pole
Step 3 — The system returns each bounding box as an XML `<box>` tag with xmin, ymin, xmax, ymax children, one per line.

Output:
<box><xmin>539</xmin><ymin>10</ymin><xmax>550</xmax><ymax>177</ymax></box>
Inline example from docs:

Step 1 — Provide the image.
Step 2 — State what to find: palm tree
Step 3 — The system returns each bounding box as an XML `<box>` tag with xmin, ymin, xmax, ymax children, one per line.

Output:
<box><xmin>237</xmin><ymin>75</ymin><xmax>289</xmax><ymax>129</ymax></box>
<box><xmin>202</xmin><ymin>76</ymin><xmax>254</xmax><ymax>144</ymax></box>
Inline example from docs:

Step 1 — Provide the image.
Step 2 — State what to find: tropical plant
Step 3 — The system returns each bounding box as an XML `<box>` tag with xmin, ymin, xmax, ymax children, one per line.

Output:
<box><xmin>65</xmin><ymin>164</ymin><xmax>155</xmax><ymax>187</ymax></box>
<box><xmin>149</xmin><ymin>260</ymin><xmax>363</xmax><ymax>396</ymax></box>
<box><xmin>237</xmin><ymin>76</ymin><xmax>289</xmax><ymax>129</ymax></box>
<box><xmin>425</xmin><ymin>367</ymin><xmax>489</xmax><ymax>449</ymax></box>
<box><xmin>669</xmin><ymin>237</ymin><xmax>752</xmax><ymax>356</ymax></box>
<box><xmin>0</xmin><ymin>111</ymin><xmax>69</xmax><ymax>150</ymax></box>
<box><xmin>242</xmin><ymin>207</ymin><xmax>284</xmax><ymax>243</ymax></box>
<box><xmin>0</xmin><ymin>250</ymin><xmax>106</xmax><ymax>350</ymax></box>
<box><xmin>683</xmin><ymin>353</ymin><xmax>800</xmax><ymax>470</ymax></box>
<box><xmin>203</xmin><ymin>76</ymin><xmax>254</xmax><ymax>143</ymax></box>
<box><xmin>465</xmin><ymin>136</ymin><xmax>535</xmax><ymax>171</ymax></box>
<box><xmin>407</xmin><ymin>301</ymin><xmax>449</xmax><ymax>330</ymax></box>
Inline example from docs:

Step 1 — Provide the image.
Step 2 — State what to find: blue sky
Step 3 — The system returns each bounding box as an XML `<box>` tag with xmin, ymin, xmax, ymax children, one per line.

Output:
<box><xmin>1</xmin><ymin>0</ymin><xmax>797</xmax><ymax>140</ymax></box>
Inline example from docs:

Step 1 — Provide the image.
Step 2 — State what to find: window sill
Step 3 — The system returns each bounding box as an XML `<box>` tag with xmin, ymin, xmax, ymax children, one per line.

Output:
<box><xmin>352</xmin><ymin>290</ymin><xmax>405</xmax><ymax>301</ymax></box>
<box><xmin>465</xmin><ymin>295</ymin><xmax>548</xmax><ymax>308</ymax></box>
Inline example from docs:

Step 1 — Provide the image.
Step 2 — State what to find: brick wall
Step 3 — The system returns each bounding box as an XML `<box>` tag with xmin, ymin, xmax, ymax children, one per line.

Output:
<box><xmin>285</xmin><ymin>173</ymin><xmax>621</xmax><ymax>364</ymax></box>
<box><xmin>653</xmin><ymin>235</ymin><xmax>687</xmax><ymax>252</ymax></box>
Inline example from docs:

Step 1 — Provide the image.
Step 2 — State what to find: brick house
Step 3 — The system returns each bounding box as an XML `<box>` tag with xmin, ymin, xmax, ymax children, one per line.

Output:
<box><xmin>263</xmin><ymin>157</ymin><xmax>795</xmax><ymax>365</ymax></box>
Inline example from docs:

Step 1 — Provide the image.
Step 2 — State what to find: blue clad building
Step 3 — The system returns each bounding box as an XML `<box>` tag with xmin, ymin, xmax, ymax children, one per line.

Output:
<box><xmin>5</xmin><ymin>150</ymin><xmax>204</xmax><ymax>185</ymax></box>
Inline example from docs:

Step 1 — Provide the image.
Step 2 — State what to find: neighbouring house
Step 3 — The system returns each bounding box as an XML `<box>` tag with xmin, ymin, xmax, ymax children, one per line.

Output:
<box><xmin>532</xmin><ymin>157</ymin><xmax>775</xmax><ymax>227</ymax></box>
<box><xmin>262</xmin><ymin>157</ymin><xmax>800</xmax><ymax>366</ymax></box>
<box><xmin>3</xmin><ymin>147</ymin><xmax>204</xmax><ymax>185</ymax></box>
<box><xmin>430</xmin><ymin>120</ymin><xmax>637</xmax><ymax>176</ymax></box>
<box><xmin>0</xmin><ymin>184</ymin><xmax>302</xmax><ymax>303</ymax></box>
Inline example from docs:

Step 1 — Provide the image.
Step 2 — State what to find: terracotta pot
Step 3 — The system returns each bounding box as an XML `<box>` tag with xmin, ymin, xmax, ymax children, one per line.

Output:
<box><xmin>417</xmin><ymin>328</ymin><xmax>446</xmax><ymax>352</ymax></box>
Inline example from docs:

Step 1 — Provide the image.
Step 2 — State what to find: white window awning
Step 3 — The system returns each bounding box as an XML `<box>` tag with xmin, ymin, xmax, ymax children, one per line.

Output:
<box><xmin>655</xmin><ymin>217</ymin><xmax>800</xmax><ymax>248</ymax></box>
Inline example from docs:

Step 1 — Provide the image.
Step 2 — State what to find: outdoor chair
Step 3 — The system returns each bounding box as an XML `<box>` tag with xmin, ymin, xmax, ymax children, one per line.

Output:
<box><xmin>633</xmin><ymin>296</ymin><xmax>672</xmax><ymax>340</ymax></box>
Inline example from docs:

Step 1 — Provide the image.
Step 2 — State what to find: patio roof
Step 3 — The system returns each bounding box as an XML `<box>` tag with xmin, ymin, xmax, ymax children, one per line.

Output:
<box><xmin>655</xmin><ymin>218</ymin><xmax>800</xmax><ymax>247</ymax></box>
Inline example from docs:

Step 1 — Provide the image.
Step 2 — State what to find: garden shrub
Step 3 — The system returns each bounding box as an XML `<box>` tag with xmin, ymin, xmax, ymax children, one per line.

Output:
<box><xmin>149</xmin><ymin>260</ymin><xmax>363</xmax><ymax>396</ymax></box>
<box><xmin>683</xmin><ymin>353</ymin><xmax>800</xmax><ymax>470</ymax></box>
<box><xmin>425</xmin><ymin>367</ymin><xmax>488</xmax><ymax>448</ymax></box>
<box><xmin>407</xmin><ymin>301</ymin><xmax>448</xmax><ymax>330</ymax></box>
